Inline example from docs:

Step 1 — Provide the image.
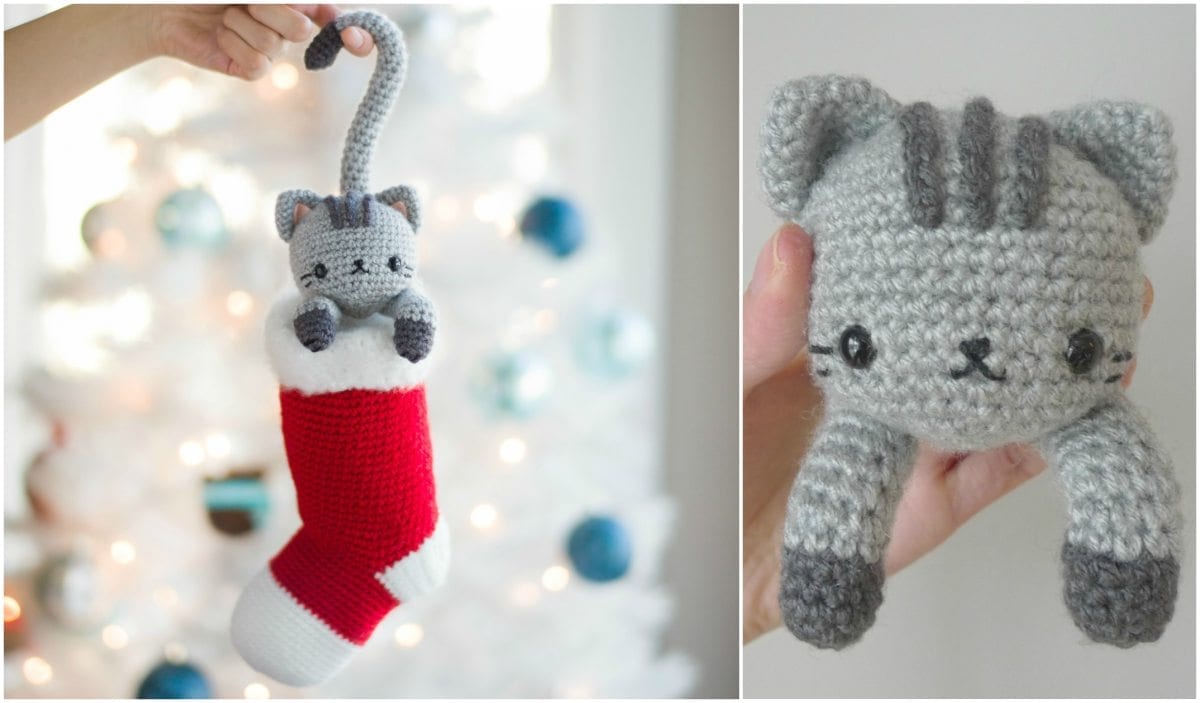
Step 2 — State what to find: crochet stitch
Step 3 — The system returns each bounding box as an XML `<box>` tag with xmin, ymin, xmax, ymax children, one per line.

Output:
<box><xmin>277</xmin><ymin>10</ymin><xmax>433</xmax><ymax>359</ymax></box>
<box><xmin>231</xmin><ymin>11</ymin><xmax>447</xmax><ymax>686</ymax></box>
<box><xmin>760</xmin><ymin>75</ymin><xmax>1181</xmax><ymax>650</ymax></box>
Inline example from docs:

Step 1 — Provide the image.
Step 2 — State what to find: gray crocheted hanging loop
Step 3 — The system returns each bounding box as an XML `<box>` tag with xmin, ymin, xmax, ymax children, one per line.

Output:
<box><xmin>304</xmin><ymin>10</ymin><xmax>407</xmax><ymax>195</ymax></box>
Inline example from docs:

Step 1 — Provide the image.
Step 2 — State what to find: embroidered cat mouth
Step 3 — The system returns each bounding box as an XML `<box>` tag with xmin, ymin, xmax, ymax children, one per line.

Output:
<box><xmin>948</xmin><ymin>359</ymin><xmax>1008</xmax><ymax>382</ymax></box>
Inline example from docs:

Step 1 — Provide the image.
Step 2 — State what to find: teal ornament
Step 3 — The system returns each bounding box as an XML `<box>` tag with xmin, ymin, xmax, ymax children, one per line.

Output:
<box><xmin>567</xmin><ymin>515</ymin><xmax>632</xmax><ymax>583</ymax></box>
<box><xmin>471</xmin><ymin>351</ymin><xmax>553</xmax><ymax>418</ymax></box>
<box><xmin>204</xmin><ymin>469</ymin><xmax>269</xmax><ymax>536</ymax></box>
<box><xmin>155</xmin><ymin>188</ymin><xmax>227</xmax><ymax>250</ymax></box>
<box><xmin>136</xmin><ymin>661</ymin><xmax>213</xmax><ymax>699</ymax></box>
<box><xmin>518</xmin><ymin>196</ymin><xmax>584</xmax><ymax>258</ymax></box>
<box><xmin>35</xmin><ymin>551</ymin><xmax>113</xmax><ymax>631</ymax></box>
<box><xmin>576</xmin><ymin>309</ymin><xmax>655</xmax><ymax>378</ymax></box>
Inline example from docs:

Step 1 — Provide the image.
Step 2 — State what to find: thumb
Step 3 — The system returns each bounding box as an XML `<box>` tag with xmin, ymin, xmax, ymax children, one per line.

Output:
<box><xmin>743</xmin><ymin>224</ymin><xmax>813</xmax><ymax>393</ymax></box>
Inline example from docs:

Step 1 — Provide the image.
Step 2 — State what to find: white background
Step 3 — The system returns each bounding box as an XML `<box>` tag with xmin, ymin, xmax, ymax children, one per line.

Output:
<box><xmin>743</xmin><ymin>4</ymin><xmax>1196</xmax><ymax>698</ymax></box>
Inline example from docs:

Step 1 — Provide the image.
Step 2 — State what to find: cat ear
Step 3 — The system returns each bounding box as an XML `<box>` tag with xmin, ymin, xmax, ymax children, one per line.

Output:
<box><xmin>376</xmin><ymin>185</ymin><xmax>422</xmax><ymax>233</ymax></box>
<box><xmin>760</xmin><ymin>75</ymin><xmax>900</xmax><ymax>220</ymax></box>
<box><xmin>275</xmin><ymin>189</ymin><xmax>323</xmax><ymax>242</ymax></box>
<box><xmin>1048</xmin><ymin>102</ymin><xmax>1176</xmax><ymax>242</ymax></box>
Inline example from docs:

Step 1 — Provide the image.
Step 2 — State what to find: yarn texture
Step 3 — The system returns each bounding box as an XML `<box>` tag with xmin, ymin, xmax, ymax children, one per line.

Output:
<box><xmin>760</xmin><ymin>75</ymin><xmax>1181</xmax><ymax>650</ymax></box>
<box><xmin>230</xmin><ymin>11</ymin><xmax>447</xmax><ymax>686</ymax></box>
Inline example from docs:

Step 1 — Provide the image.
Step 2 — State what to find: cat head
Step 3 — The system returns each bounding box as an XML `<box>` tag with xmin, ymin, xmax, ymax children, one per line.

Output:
<box><xmin>276</xmin><ymin>185</ymin><xmax>421</xmax><ymax>318</ymax></box>
<box><xmin>760</xmin><ymin>75</ymin><xmax>1176</xmax><ymax>450</ymax></box>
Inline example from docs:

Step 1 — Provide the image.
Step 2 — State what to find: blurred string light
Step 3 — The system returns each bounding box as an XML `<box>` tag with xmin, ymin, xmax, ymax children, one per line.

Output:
<box><xmin>178</xmin><ymin>440</ymin><xmax>205</xmax><ymax>467</ymax></box>
<box><xmin>23</xmin><ymin>657</ymin><xmax>52</xmax><ymax>685</ymax></box>
<box><xmin>541</xmin><ymin>565</ymin><xmax>569</xmax><ymax>592</ymax></box>
<box><xmin>226</xmin><ymin>290</ymin><xmax>254</xmax><ymax>318</ymax></box>
<box><xmin>205</xmin><ymin>166</ymin><xmax>260</xmax><ymax>230</ymax></box>
<box><xmin>541</xmin><ymin>277</ymin><xmax>559</xmax><ymax>289</ymax></box>
<box><xmin>497</xmin><ymin>437</ymin><xmax>526</xmax><ymax>465</ymax></box>
<box><xmin>469</xmin><ymin>503</ymin><xmax>498</xmax><ymax>530</ymax></box>
<box><xmin>110</xmin><ymin>540</ymin><xmax>136</xmax><ymax>565</ymax></box>
<box><xmin>170</xmin><ymin>149</ymin><xmax>211</xmax><ymax>185</ymax></box>
<box><xmin>4</xmin><ymin>596</ymin><xmax>21</xmax><ymax>622</ymax></box>
<box><xmin>92</xmin><ymin>227</ymin><xmax>129</xmax><ymax>258</ymax></box>
<box><xmin>101</xmin><ymin>624</ymin><xmax>129</xmax><ymax>650</ymax></box>
<box><xmin>142</xmin><ymin>76</ymin><xmax>194</xmax><ymax>136</ymax></box>
<box><xmin>270</xmin><ymin>62</ymin><xmax>299</xmax><ymax>91</ymax></box>
<box><xmin>393</xmin><ymin>623</ymin><xmax>423</xmax><ymax>647</ymax></box>
<box><xmin>464</xmin><ymin>6</ymin><xmax>551</xmax><ymax>112</ymax></box>
<box><xmin>243</xmin><ymin>682</ymin><xmax>270</xmax><ymax>699</ymax></box>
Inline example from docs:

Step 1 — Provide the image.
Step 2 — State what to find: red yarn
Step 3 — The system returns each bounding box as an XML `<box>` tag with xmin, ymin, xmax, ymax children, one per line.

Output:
<box><xmin>269</xmin><ymin>385</ymin><xmax>436</xmax><ymax>644</ymax></box>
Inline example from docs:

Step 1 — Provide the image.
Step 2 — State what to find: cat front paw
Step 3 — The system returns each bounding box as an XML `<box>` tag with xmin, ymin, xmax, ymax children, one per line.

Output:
<box><xmin>779</xmin><ymin>547</ymin><xmax>884</xmax><ymax>650</ymax></box>
<box><xmin>294</xmin><ymin>308</ymin><xmax>336</xmax><ymax>352</ymax></box>
<box><xmin>1061</xmin><ymin>542</ymin><xmax>1179</xmax><ymax>647</ymax></box>
<box><xmin>394</xmin><ymin>317</ymin><xmax>434</xmax><ymax>362</ymax></box>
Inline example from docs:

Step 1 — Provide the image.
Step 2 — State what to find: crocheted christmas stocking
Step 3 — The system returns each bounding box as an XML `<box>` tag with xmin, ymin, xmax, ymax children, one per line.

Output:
<box><xmin>231</xmin><ymin>294</ymin><xmax>449</xmax><ymax>687</ymax></box>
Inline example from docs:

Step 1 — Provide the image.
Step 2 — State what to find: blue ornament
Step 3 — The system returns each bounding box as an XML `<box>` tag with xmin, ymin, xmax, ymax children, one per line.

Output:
<box><xmin>204</xmin><ymin>469</ymin><xmax>269</xmax><ymax>536</ymax></box>
<box><xmin>155</xmin><ymin>188</ymin><xmax>227</xmax><ymax>250</ymax></box>
<box><xmin>471</xmin><ymin>351</ymin><xmax>553</xmax><ymax>418</ymax></box>
<box><xmin>518</xmin><ymin>196</ymin><xmax>585</xmax><ymax>258</ymax></box>
<box><xmin>135</xmin><ymin>661</ymin><xmax>212</xmax><ymax>699</ymax></box>
<box><xmin>576</xmin><ymin>309</ymin><xmax>655</xmax><ymax>378</ymax></box>
<box><xmin>567</xmin><ymin>515</ymin><xmax>632</xmax><ymax>583</ymax></box>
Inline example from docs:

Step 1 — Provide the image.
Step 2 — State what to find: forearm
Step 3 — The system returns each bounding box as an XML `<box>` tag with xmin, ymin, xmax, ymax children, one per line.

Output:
<box><xmin>5</xmin><ymin>5</ymin><xmax>157</xmax><ymax>140</ymax></box>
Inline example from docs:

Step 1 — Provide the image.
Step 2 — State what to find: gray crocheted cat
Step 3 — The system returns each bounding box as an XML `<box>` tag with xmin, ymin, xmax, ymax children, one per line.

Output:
<box><xmin>277</xmin><ymin>10</ymin><xmax>434</xmax><ymax>361</ymax></box>
<box><xmin>760</xmin><ymin>75</ymin><xmax>1181</xmax><ymax>650</ymax></box>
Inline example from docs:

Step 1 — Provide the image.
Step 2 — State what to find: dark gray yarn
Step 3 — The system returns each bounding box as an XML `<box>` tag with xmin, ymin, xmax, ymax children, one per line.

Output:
<box><xmin>303</xmin><ymin>22</ymin><xmax>344</xmax><ymax>71</ymax></box>
<box><xmin>958</xmin><ymin>97</ymin><xmax>997</xmax><ymax>229</ymax></box>
<box><xmin>294</xmin><ymin>307</ymin><xmax>336</xmax><ymax>352</ymax></box>
<box><xmin>394</xmin><ymin>318</ymin><xmax>434</xmax><ymax>362</ymax></box>
<box><xmin>899</xmin><ymin>101</ymin><xmax>946</xmax><ymax>227</ymax></box>
<box><xmin>1062</xmin><ymin>542</ymin><xmax>1179</xmax><ymax>647</ymax></box>
<box><xmin>779</xmin><ymin>548</ymin><xmax>885</xmax><ymax>650</ymax></box>
<box><xmin>1011</xmin><ymin>115</ymin><xmax>1051</xmax><ymax>229</ymax></box>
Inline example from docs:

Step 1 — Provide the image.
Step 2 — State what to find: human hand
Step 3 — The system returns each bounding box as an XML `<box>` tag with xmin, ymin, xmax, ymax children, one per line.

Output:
<box><xmin>742</xmin><ymin>223</ymin><xmax>1152</xmax><ymax>643</ymax></box>
<box><xmin>147</xmin><ymin>4</ymin><xmax>377</xmax><ymax>80</ymax></box>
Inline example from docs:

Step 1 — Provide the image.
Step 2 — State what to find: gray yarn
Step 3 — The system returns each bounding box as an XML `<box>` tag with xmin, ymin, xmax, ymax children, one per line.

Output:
<box><xmin>275</xmin><ymin>11</ymin><xmax>434</xmax><ymax>359</ymax></box>
<box><xmin>1049</xmin><ymin>101</ymin><xmax>1177</xmax><ymax>242</ymax></box>
<box><xmin>305</xmin><ymin>11</ymin><xmax>408</xmax><ymax>195</ymax></box>
<box><xmin>760</xmin><ymin>75</ymin><xmax>1181</xmax><ymax>650</ymax></box>
<box><xmin>779</xmin><ymin>548</ymin><xmax>884</xmax><ymax>650</ymax></box>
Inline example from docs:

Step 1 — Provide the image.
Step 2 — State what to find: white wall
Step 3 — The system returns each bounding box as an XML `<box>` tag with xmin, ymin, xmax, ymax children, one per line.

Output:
<box><xmin>742</xmin><ymin>4</ymin><xmax>1196</xmax><ymax>697</ymax></box>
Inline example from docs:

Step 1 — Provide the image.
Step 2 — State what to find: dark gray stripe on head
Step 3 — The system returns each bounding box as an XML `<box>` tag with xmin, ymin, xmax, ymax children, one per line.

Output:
<box><xmin>324</xmin><ymin>195</ymin><xmax>343</xmax><ymax>229</ymax></box>
<box><xmin>958</xmin><ymin>97</ymin><xmax>997</xmax><ymax>229</ymax></box>
<box><xmin>899</xmin><ymin>102</ymin><xmax>946</xmax><ymax>228</ymax></box>
<box><xmin>1012</xmin><ymin>115</ymin><xmax>1051</xmax><ymax>229</ymax></box>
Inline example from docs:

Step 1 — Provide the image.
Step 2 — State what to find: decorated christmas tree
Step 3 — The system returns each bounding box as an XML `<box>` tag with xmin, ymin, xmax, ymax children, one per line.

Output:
<box><xmin>5</xmin><ymin>5</ymin><xmax>691</xmax><ymax>697</ymax></box>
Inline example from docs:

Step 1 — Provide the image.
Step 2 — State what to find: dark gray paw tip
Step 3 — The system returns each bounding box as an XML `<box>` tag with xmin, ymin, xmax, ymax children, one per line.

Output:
<box><xmin>1062</xmin><ymin>543</ymin><xmax>1179</xmax><ymax>647</ymax></box>
<box><xmin>394</xmin><ymin>319</ymin><xmax>434</xmax><ymax>362</ymax></box>
<box><xmin>779</xmin><ymin>547</ymin><xmax>885</xmax><ymax>650</ymax></box>
<box><xmin>294</xmin><ymin>309</ymin><xmax>336</xmax><ymax>352</ymax></box>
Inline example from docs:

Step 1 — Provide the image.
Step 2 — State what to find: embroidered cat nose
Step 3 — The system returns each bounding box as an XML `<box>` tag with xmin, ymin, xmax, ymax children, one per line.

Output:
<box><xmin>351</xmin><ymin>259</ymin><xmax>369</xmax><ymax>274</ymax></box>
<box><xmin>960</xmin><ymin>337</ymin><xmax>992</xmax><ymax>361</ymax></box>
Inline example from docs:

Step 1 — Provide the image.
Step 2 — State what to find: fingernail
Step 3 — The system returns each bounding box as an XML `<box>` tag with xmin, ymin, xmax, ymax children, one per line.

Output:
<box><xmin>345</xmin><ymin>28</ymin><xmax>365</xmax><ymax>49</ymax></box>
<box><xmin>773</xmin><ymin>223</ymin><xmax>808</xmax><ymax>273</ymax></box>
<box><xmin>747</xmin><ymin>224</ymin><xmax>807</xmax><ymax>294</ymax></box>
